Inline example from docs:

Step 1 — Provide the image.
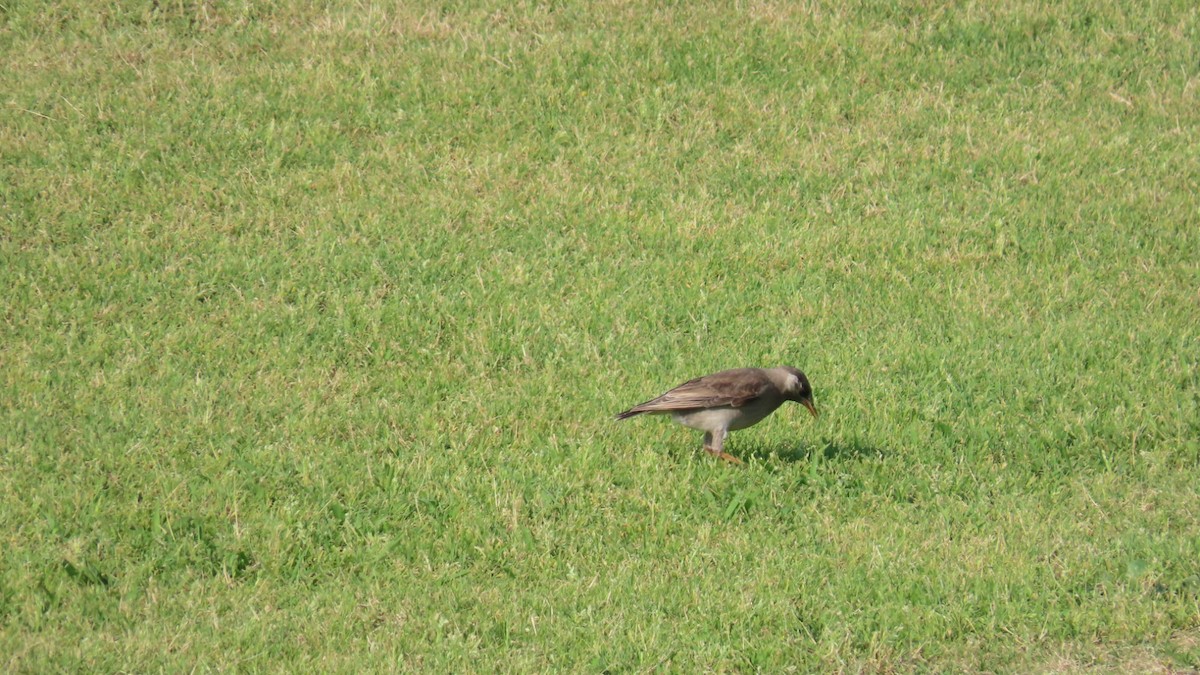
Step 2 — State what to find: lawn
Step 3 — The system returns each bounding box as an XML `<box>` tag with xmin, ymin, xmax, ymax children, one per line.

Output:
<box><xmin>2</xmin><ymin>1</ymin><xmax>1199</xmax><ymax>671</ymax></box>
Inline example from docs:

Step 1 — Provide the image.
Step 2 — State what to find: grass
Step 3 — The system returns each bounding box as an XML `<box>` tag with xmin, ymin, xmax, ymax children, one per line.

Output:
<box><xmin>2</xmin><ymin>0</ymin><xmax>1199</xmax><ymax>671</ymax></box>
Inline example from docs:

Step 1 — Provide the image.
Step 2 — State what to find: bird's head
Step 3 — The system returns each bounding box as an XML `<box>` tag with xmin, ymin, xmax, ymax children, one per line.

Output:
<box><xmin>780</xmin><ymin>366</ymin><xmax>818</xmax><ymax>418</ymax></box>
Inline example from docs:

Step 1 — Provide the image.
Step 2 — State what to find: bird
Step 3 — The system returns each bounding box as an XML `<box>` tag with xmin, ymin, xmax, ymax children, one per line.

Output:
<box><xmin>615</xmin><ymin>366</ymin><xmax>817</xmax><ymax>465</ymax></box>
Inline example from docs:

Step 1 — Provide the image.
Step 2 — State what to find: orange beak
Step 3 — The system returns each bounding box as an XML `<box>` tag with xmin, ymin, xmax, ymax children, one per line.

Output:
<box><xmin>801</xmin><ymin>399</ymin><xmax>818</xmax><ymax>418</ymax></box>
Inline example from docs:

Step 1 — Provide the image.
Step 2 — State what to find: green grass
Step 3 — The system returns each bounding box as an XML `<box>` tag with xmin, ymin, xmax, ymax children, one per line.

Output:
<box><xmin>3</xmin><ymin>0</ymin><xmax>1199</xmax><ymax>671</ymax></box>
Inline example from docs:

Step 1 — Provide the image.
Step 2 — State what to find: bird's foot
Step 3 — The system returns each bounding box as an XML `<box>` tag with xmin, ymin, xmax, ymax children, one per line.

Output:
<box><xmin>704</xmin><ymin>447</ymin><xmax>744</xmax><ymax>465</ymax></box>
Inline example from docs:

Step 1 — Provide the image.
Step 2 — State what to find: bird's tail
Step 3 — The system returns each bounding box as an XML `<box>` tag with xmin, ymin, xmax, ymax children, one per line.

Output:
<box><xmin>614</xmin><ymin>408</ymin><xmax>645</xmax><ymax>421</ymax></box>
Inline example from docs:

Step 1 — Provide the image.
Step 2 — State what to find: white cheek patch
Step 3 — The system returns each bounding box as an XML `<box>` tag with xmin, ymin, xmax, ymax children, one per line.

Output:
<box><xmin>784</xmin><ymin>372</ymin><xmax>800</xmax><ymax>392</ymax></box>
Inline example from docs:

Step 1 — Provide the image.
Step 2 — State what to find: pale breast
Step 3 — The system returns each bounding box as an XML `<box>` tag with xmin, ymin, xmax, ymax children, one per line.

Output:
<box><xmin>670</xmin><ymin>397</ymin><xmax>785</xmax><ymax>432</ymax></box>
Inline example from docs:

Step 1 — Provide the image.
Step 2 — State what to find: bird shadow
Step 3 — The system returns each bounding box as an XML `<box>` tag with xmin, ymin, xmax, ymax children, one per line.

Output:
<box><xmin>740</xmin><ymin>438</ymin><xmax>887</xmax><ymax>464</ymax></box>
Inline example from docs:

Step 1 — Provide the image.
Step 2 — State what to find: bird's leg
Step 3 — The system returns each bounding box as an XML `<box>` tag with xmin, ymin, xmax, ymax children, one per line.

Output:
<box><xmin>702</xmin><ymin>429</ymin><xmax>742</xmax><ymax>465</ymax></box>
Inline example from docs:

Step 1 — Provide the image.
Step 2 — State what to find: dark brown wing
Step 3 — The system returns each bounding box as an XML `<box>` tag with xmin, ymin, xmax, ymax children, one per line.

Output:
<box><xmin>615</xmin><ymin>368</ymin><xmax>772</xmax><ymax>419</ymax></box>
